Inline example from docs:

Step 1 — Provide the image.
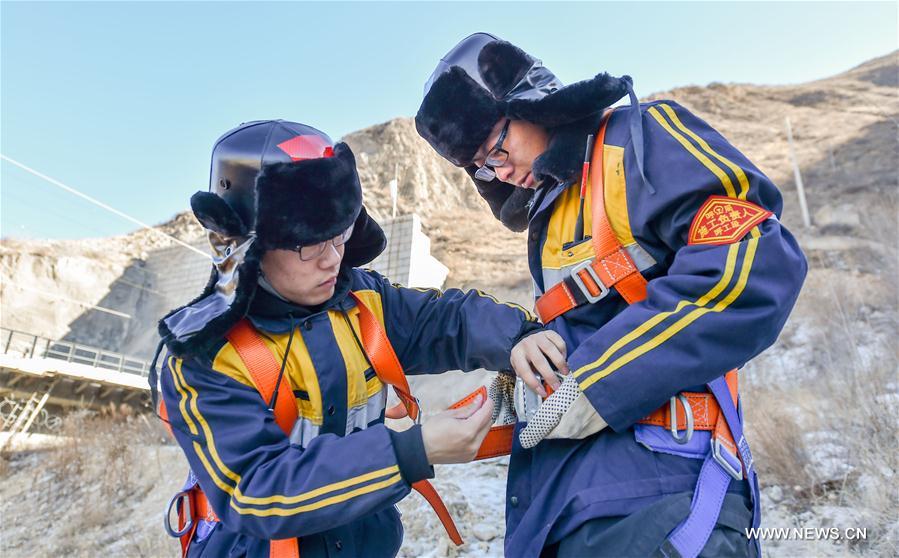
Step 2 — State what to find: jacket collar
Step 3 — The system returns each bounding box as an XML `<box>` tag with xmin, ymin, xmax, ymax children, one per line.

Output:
<box><xmin>247</xmin><ymin>266</ymin><xmax>354</xmax><ymax>333</ymax></box>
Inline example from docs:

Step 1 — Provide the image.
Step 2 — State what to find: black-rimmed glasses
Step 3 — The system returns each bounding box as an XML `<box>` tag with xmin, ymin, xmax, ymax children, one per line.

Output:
<box><xmin>296</xmin><ymin>223</ymin><xmax>354</xmax><ymax>261</ymax></box>
<box><xmin>474</xmin><ymin>119</ymin><xmax>511</xmax><ymax>181</ymax></box>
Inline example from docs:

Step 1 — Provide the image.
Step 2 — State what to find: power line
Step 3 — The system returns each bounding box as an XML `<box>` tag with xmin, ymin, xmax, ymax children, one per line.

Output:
<box><xmin>2</xmin><ymin>281</ymin><xmax>132</xmax><ymax>319</ymax></box>
<box><xmin>1</xmin><ymin>154</ymin><xmax>210</xmax><ymax>259</ymax></box>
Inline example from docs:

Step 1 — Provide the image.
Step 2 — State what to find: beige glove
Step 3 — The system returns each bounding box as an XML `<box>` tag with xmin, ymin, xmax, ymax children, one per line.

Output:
<box><xmin>518</xmin><ymin>374</ymin><xmax>607</xmax><ymax>449</ymax></box>
<box><xmin>488</xmin><ymin>372</ymin><xmax>518</xmax><ymax>426</ymax></box>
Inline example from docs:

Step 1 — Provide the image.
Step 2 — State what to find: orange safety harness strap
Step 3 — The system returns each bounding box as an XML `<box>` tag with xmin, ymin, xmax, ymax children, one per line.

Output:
<box><xmin>535</xmin><ymin>109</ymin><xmax>648</xmax><ymax>324</ymax></box>
<box><xmin>348</xmin><ymin>292</ymin><xmax>421</xmax><ymax>422</ymax></box>
<box><xmin>227</xmin><ymin>320</ymin><xmax>300</xmax><ymax>434</ymax></box>
<box><xmin>347</xmin><ymin>291</ymin><xmax>463</xmax><ymax>545</ymax></box>
<box><xmin>165</xmin><ymin>319</ymin><xmax>302</xmax><ymax>558</ymax></box>
<box><xmin>447</xmin><ymin>385</ymin><xmax>516</xmax><ymax>460</ymax></box>
<box><xmin>635</xmin><ymin>369</ymin><xmax>739</xmax><ymax>453</ymax></box>
<box><xmin>225</xmin><ymin>320</ymin><xmax>301</xmax><ymax>558</ymax></box>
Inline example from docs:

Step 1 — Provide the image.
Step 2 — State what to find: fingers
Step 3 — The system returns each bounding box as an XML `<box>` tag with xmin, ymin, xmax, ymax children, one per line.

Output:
<box><xmin>543</xmin><ymin>330</ymin><xmax>568</xmax><ymax>360</ymax></box>
<box><xmin>450</xmin><ymin>393</ymin><xmax>485</xmax><ymax>419</ymax></box>
<box><xmin>511</xmin><ymin>332</ymin><xmax>570</xmax><ymax>397</ymax></box>
<box><xmin>465</xmin><ymin>396</ymin><xmax>495</xmax><ymax>457</ymax></box>
<box><xmin>528</xmin><ymin>347</ymin><xmax>559</xmax><ymax>397</ymax></box>
<box><xmin>511</xmin><ymin>347</ymin><xmax>546</xmax><ymax>397</ymax></box>
<box><xmin>523</xmin><ymin>342</ymin><xmax>560</xmax><ymax>391</ymax></box>
<box><xmin>536</xmin><ymin>334</ymin><xmax>569</xmax><ymax>376</ymax></box>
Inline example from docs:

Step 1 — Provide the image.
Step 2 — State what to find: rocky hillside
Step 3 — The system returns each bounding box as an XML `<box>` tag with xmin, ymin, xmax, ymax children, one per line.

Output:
<box><xmin>1</xmin><ymin>52</ymin><xmax>896</xmax><ymax>355</ymax></box>
<box><xmin>1</xmin><ymin>52</ymin><xmax>897</xmax><ymax>557</ymax></box>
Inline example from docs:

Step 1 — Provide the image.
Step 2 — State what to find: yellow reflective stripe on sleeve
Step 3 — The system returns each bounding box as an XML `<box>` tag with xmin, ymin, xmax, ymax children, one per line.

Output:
<box><xmin>658</xmin><ymin>104</ymin><xmax>750</xmax><ymax>200</ymax></box>
<box><xmin>473</xmin><ymin>289</ymin><xmax>535</xmax><ymax>321</ymax></box>
<box><xmin>171</xmin><ymin>356</ymin><xmax>198</xmax><ymax>435</ymax></box>
<box><xmin>170</xmin><ymin>358</ymin><xmax>401</xmax><ymax>511</ymax></box>
<box><xmin>230</xmin><ymin>473</ymin><xmax>403</xmax><ymax>517</ymax></box>
<box><xmin>572</xmin><ymin>242</ymin><xmax>741</xmax><ymax>379</ymax></box>
<box><xmin>647</xmin><ymin>106</ymin><xmax>737</xmax><ymax>198</ymax></box>
<box><xmin>579</xmin><ymin>236</ymin><xmax>759</xmax><ymax>390</ymax></box>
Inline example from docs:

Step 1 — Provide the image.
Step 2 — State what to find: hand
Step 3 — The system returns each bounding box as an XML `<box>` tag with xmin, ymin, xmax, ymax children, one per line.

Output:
<box><xmin>421</xmin><ymin>394</ymin><xmax>494</xmax><ymax>464</ymax></box>
<box><xmin>510</xmin><ymin>330</ymin><xmax>568</xmax><ymax>398</ymax></box>
<box><xmin>518</xmin><ymin>375</ymin><xmax>607</xmax><ymax>449</ymax></box>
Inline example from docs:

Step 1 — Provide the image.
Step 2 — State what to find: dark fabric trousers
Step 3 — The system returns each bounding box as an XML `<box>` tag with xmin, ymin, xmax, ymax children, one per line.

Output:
<box><xmin>541</xmin><ymin>492</ymin><xmax>756</xmax><ymax>558</ymax></box>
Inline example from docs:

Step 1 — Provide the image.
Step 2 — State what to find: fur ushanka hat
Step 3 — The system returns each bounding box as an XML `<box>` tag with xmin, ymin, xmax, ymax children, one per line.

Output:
<box><xmin>415</xmin><ymin>32</ymin><xmax>645</xmax><ymax>232</ymax></box>
<box><xmin>157</xmin><ymin>120</ymin><xmax>386</xmax><ymax>358</ymax></box>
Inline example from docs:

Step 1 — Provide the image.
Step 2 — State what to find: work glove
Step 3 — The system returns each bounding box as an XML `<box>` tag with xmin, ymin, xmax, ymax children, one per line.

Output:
<box><xmin>518</xmin><ymin>374</ymin><xmax>607</xmax><ymax>449</ymax></box>
<box><xmin>487</xmin><ymin>372</ymin><xmax>518</xmax><ymax>426</ymax></box>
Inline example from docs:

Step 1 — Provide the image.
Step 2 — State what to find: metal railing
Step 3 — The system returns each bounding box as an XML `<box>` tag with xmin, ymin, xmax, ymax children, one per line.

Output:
<box><xmin>1</xmin><ymin>328</ymin><xmax>151</xmax><ymax>377</ymax></box>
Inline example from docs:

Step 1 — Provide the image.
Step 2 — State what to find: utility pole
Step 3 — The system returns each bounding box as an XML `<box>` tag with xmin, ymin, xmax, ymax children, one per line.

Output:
<box><xmin>785</xmin><ymin>117</ymin><xmax>811</xmax><ymax>228</ymax></box>
<box><xmin>389</xmin><ymin>163</ymin><xmax>398</xmax><ymax>219</ymax></box>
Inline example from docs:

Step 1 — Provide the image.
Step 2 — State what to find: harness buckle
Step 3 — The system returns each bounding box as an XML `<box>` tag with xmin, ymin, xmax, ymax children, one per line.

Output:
<box><xmin>164</xmin><ymin>490</ymin><xmax>194</xmax><ymax>538</ymax></box>
<box><xmin>569</xmin><ymin>260</ymin><xmax>609</xmax><ymax>304</ymax></box>
<box><xmin>413</xmin><ymin>397</ymin><xmax>423</xmax><ymax>425</ymax></box>
<box><xmin>711</xmin><ymin>438</ymin><xmax>744</xmax><ymax>480</ymax></box>
<box><xmin>669</xmin><ymin>394</ymin><xmax>694</xmax><ymax>444</ymax></box>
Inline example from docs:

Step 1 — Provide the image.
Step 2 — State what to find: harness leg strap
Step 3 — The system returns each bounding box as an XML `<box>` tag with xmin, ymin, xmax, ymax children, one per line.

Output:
<box><xmin>660</xmin><ymin>375</ymin><xmax>760</xmax><ymax>558</ymax></box>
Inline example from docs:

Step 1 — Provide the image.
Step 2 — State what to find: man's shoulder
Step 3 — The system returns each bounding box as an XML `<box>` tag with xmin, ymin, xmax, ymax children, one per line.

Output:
<box><xmin>349</xmin><ymin>267</ymin><xmax>390</xmax><ymax>292</ymax></box>
<box><xmin>637</xmin><ymin>99</ymin><xmax>688</xmax><ymax>114</ymax></box>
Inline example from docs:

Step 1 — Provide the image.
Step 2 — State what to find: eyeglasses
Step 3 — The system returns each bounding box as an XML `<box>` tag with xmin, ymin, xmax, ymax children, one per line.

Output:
<box><xmin>296</xmin><ymin>223</ymin><xmax>354</xmax><ymax>261</ymax></box>
<box><xmin>474</xmin><ymin>119</ymin><xmax>511</xmax><ymax>182</ymax></box>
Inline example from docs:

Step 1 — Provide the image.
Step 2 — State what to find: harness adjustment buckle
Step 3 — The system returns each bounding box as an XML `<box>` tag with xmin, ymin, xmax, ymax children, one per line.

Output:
<box><xmin>711</xmin><ymin>438</ymin><xmax>744</xmax><ymax>480</ymax></box>
<box><xmin>669</xmin><ymin>394</ymin><xmax>694</xmax><ymax>444</ymax></box>
<box><xmin>413</xmin><ymin>397</ymin><xmax>423</xmax><ymax>425</ymax></box>
<box><xmin>569</xmin><ymin>260</ymin><xmax>609</xmax><ymax>304</ymax></box>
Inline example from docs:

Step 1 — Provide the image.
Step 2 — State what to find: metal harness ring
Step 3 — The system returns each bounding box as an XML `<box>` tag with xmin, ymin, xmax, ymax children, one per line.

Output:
<box><xmin>669</xmin><ymin>394</ymin><xmax>694</xmax><ymax>445</ymax></box>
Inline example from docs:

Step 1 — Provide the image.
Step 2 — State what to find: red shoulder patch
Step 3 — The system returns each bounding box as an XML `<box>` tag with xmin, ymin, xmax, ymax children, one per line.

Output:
<box><xmin>688</xmin><ymin>196</ymin><xmax>772</xmax><ymax>245</ymax></box>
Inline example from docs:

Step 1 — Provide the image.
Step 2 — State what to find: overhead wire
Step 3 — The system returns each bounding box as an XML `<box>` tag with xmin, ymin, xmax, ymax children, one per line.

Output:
<box><xmin>2</xmin><ymin>281</ymin><xmax>132</xmax><ymax>319</ymax></box>
<box><xmin>1</xmin><ymin>154</ymin><xmax>211</xmax><ymax>259</ymax></box>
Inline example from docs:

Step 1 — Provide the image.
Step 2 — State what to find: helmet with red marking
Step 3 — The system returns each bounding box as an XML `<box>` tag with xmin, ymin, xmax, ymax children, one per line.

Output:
<box><xmin>159</xmin><ymin>120</ymin><xmax>386</xmax><ymax>357</ymax></box>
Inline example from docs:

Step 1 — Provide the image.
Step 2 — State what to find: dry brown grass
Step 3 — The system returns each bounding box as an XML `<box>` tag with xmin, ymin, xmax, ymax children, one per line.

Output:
<box><xmin>1</xmin><ymin>408</ymin><xmax>182</xmax><ymax>557</ymax></box>
<box><xmin>744</xmin><ymin>250</ymin><xmax>898</xmax><ymax>556</ymax></box>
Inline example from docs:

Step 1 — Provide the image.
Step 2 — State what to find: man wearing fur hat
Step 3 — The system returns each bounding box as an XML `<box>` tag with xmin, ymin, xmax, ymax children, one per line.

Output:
<box><xmin>416</xmin><ymin>33</ymin><xmax>807</xmax><ymax>557</ymax></box>
<box><xmin>152</xmin><ymin>120</ymin><xmax>566</xmax><ymax>557</ymax></box>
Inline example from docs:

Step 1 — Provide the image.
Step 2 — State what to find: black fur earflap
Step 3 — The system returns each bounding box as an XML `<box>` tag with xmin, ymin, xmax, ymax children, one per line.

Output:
<box><xmin>532</xmin><ymin>111</ymin><xmax>607</xmax><ymax>186</ymax></box>
<box><xmin>255</xmin><ymin>142</ymin><xmax>362</xmax><ymax>251</ymax></box>
<box><xmin>415</xmin><ymin>66</ymin><xmax>504</xmax><ymax>167</ymax></box>
<box><xmin>343</xmin><ymin>206</ymin><xmax>387</xmax><ymax>268</ymax></box>
<box><xmin>477</xmin><ymin>40</ymin><xmax>533</xmax><ymax>99</ymax></box>
<box><xmin>506</xmin><ymin>73</ymin><xmax>629</xmax><ymax>128</ymax></box>
<box><xmin>465</xmin><ymin>166</ymin><xmax>533</xmax><ymax>232</ymax></box>
<box><xmin>157</xmin><ymin>244</ymin><xmax>262</xmax><ymax>358</ymax></box>
<box><xmin>190</xmin><ymin>191</ymin><xmax>248</xmax><ymax>237</ymax></box>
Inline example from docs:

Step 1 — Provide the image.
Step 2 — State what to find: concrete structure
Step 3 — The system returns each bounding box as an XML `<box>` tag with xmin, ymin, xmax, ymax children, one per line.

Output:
<box><xmin>0</xmin><ymin>213</ymin><xmax>448</xmax><ymax>429</ymax></box>
<box><xmin>368</xmin><ymin>214</ymin><xmax>448</xmax><ymax>289</ymax></box>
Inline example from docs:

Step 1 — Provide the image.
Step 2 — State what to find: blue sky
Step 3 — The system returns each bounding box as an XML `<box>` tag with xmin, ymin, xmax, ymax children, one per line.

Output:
<box><xmin>2</xmin><ymin>1</ymin><xmax>896</xmax><ymax>240</ymax></box>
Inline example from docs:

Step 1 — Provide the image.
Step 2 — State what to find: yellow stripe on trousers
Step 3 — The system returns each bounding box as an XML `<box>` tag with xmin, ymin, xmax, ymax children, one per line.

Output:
<box><xmin>169</xmin><ymin>358</ymin><xmax>401</xmax><ymax>513</ymax></box>
<box><xmin>578</xmin><ymin>235</ymin><xmax>759</xmax><ymax>391</ymax></box>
